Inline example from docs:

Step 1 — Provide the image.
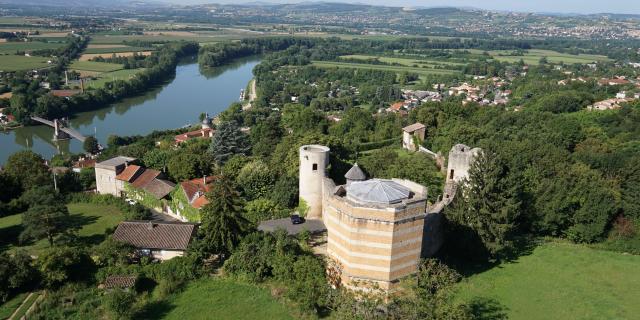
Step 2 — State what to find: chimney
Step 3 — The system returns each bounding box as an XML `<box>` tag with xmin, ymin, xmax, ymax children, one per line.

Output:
<box><xmin>146</xmin><ymin>221</ymin><xmax>154</xmax><ymax>230</ymax></box>
<box><xmin>203</xmin><ymin>175</ymin><xmax>207</xmax><ymax>186</ymax></box>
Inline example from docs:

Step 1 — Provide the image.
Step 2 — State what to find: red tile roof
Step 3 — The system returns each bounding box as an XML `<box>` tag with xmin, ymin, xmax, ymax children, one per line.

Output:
<box><xmin>389</xmin><ymin>102</ymin><xmax>404</xmax><ymax>111</ymax></box>
<box><xmin>102</xmin><ymin>276</ymin><xmax>137</xmax><ymax>290</ymax></box>
<box><xmin>116</xmin><ymin>165</ymin><xmax>143</xmax><ymax>182</ymax></box>
<box><xmin>180</xmin><ymin>176</ymin><xmax>217</xmax><ymax>209</ymax></box>
<box><xmin>130</xmin><ymin>168</ymin><xmax>161</xmax><ymax>189</ymax></box>
<box><xmin>175</xmin><ymin>128</ymin><xmax>214</xmax><ymax>143</ymax></box>
<box><xmin>51</xmin><ymin>89</ymin><xmax>81</xmax><ymax>97</ymax></box>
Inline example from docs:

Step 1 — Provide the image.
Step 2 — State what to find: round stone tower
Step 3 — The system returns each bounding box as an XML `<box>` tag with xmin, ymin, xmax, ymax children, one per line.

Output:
<box><xmin>299</xmin><ymin>145</ymin><xmax>330</xmax><ymax>219</ymax></box>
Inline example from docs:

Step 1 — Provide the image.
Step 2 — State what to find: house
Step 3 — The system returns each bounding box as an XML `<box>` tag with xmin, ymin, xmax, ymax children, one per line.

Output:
<box><xmin>120</xmin><ymin>167</ymin><xmax>176</xmax><ymax>212</ymax></box>
<box><xmin>112</xmin><ymin>221</ymin><xmax>198</xmax><ymax>261</ymax></box>
<box><xmin>174</xmin><ymin>128</ymin><xmax>214</xmax><ymax>144</ymax></box>
<box><xmin>51</xmin><ymin>89</ymin><xmax>82</xmax><ymax>98</ymax></box>
<box><xmin>170</xmin><ymin>176</ymin><xmax>217</xmax><ymax>222</ymax></box>
<box><xmin>386</xmin><ymin>101</ymin><xmax>405</xmax><ymax>113</ymax></box>
<box><xmin>599</xmin><ymin>78</ymin><xmax>630</xmax><ymax>86</ymax></box>
<box><xmin>95</xmin><ymin>156</ymin><xmax>137</xmax><ymax>196</ymax></box>
<box><xmin>72</xmin><ymin>157</ymin><xmax>96</xmax><ymax>173</ymax></box>
<box><xmin>402</xmin><ymin>122</ymin><xmax>426</xmax><ymax>152</ymax></box>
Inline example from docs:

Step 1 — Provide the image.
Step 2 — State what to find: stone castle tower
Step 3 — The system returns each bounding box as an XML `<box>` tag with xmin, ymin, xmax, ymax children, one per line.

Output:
<box><xmin>298</xmin><ymin>145</ymin><xmax>330</xmax><ymax>219</ymax></box>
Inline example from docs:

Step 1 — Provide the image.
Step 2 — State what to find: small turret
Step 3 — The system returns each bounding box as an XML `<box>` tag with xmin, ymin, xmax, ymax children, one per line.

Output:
<box><xmin>202</xmin><ymin>113</ymin><xmax>212</xmax><ymax>129</ymax></box>
<box><xmin>344</xmin><ymin>163</ymin><xmax>366</xmax><ymax>185</ymax></box>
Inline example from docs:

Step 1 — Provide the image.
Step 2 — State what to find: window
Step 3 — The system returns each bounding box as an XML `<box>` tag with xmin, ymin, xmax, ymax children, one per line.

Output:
<box><xmin>312</xmin><ymin>163</ymin><xmax>318</xmax><ymax>171</ymax></box>
<box><xmin>449</xmin><ymin>169</ymin><xmax>455</xmax><ymax>180</ymax></box>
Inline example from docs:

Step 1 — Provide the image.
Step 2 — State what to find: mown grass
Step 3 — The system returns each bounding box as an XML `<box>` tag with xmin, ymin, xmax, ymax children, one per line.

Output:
<box><xmin>312</xmin><ymin>60</ymin><xmax>459</xmax><ymax>76</ymax></box>
<box><xmin>0</xmin><ymin>292</ymin><xmax>28</xmax><ymax>319</ymax></box>
<box><xmin>146</xmin><ymin>278</ymin><xmax>294</xmax><ymax>320</ymax></box>
<box><xmin>84</xmin><ymin>68</ymin><xmax>146</xmax><ymax>89</ymax></box>
<box><xmin>455</xmin><ymin>240</ymin><xmax>640</xmax><ymax>320</ymax></box>
<box><xmin>0</xmin><ymin>203</ymin><xmax>124</xmax><ymax>255</ymax></box>
<box><xmin>0</xmin><ymin>41</ymin><xmax>65</xmax><ymax>54</ymax></box>
<box><xmin>70</xmin><ymin>60</ymin><xmax>124</xmax><ymax>72</ymax></box>
<box><xmin>0</xmin><ymin>55</ymin><xmax>51</xmax><ymax>72</ymax></box>
<box><xmin>341</xmin><ymin>54</ymin><xmax>466</xmax><ymax>67</ymax></box>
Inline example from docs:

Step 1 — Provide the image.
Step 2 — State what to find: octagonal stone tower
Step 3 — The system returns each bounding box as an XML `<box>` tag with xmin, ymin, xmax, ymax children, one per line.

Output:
<box><xmin>299</xmin><ymin>145</ymin><xmax>330</xmax><ymax>219</ymax></box>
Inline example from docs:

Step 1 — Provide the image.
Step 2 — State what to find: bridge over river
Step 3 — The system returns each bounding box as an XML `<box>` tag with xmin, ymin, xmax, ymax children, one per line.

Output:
<box><xmin>30</xmin><ymin>116</ymin><xmax>87</xmax><ymax>142</ymax></box>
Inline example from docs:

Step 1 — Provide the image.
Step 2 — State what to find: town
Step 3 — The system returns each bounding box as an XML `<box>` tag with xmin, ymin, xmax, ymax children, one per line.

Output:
<box><xmin>1</xmin><ymin>1</ymin><xmax>640</xmax><ymax>320</ymax></box>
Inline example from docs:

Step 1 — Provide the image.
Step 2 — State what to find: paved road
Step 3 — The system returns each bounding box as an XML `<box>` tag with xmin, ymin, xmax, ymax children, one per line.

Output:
<box><xmin>258</xmin><ymin>218</ymin><xmax>326</xmax><ymax>235</ymax></box>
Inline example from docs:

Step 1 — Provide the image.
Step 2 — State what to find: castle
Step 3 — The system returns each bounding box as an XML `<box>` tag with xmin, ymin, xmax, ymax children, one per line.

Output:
<box><xmin>298</xmin><ymin>142</ymin><xmax>480</xmax><ymax>292</ymax></box>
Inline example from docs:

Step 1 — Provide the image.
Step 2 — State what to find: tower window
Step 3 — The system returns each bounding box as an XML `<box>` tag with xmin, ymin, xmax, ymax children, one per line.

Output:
<box><xmin>312</xmin><ymin>163</ymin><xmax>318</xmax><ymax>171</ymax></box>
<box><xmin>449</xmin><ymin>169</ymin><xmax>455</xmax><ymax>179</ymax></box>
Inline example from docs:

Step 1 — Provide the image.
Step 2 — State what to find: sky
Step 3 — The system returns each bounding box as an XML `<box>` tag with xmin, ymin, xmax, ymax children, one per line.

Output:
<box><xmin>164</xmin><ymin>0</ymin><xmax>640</xmax><ymax>15</ymax></box>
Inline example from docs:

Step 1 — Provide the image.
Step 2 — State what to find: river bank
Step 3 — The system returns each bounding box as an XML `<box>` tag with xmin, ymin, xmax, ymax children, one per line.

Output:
<box><xmin>0</xmin><ymin>56</ymin><xmax>261</xmax><ymax>164</ymax></box>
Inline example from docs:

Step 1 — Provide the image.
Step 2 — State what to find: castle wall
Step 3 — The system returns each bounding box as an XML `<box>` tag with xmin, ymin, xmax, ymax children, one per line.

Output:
<box><xmin>323</xmin><ymin>195</ymin><xmax>427</xmax><ymax>291</ymax></box>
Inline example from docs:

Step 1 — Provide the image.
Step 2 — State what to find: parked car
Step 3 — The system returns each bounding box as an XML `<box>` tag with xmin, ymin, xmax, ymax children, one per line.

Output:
<box><xmin>290</xmin><ymin>214</ymin><xmax>304</xmax><ymax>225</ymax></box>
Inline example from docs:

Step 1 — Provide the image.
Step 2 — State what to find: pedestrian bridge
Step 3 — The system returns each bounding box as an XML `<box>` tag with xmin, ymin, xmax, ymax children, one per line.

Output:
<box><xmin>30</xmin><ymin>116</ymin><xmax>87</xmax><ymax>142</ymax></box>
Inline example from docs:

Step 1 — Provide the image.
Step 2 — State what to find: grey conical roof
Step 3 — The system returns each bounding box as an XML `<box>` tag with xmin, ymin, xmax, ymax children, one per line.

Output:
<box><xmin>346</xmin><ymin>179</ymin><xmax>411</xmax><ymax>205</ymax></box>
<box><xmin>345</xmin><ymin>163</ymin><xmax>366</xmax><ymax>181</ymax></box>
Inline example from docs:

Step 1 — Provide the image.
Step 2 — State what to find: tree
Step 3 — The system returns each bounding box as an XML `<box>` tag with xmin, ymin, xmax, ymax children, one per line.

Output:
<box><xmin>269</xmin><ymin>175</ymin><xmax>299</xmax><ymax>208</ymax></box>
<box><xmin>236</xmin><ymin>160</ymin><xmax>274</xmax><ymax>200</ymax></box>
<box><xmin>37</xmin><ymin>246</ymin><xmax>92</xmax><ymax>288</ymax></box>
<box><xmin>445</xmin><ymin>150</ymin><xmax>521</xmax><ymax>260</ymax></box>
<box><xmin>103</xmin><ymin>289</ymin><xmax>137</xmax><ymax>320</ymax></box>
<box><xmin>243</xmin><ymin>199</ymin><xmax>287</xmax><ymax>225</ymax></box>
<box><xmin>0</xmin><ymin>251</ymin><xmax>38</xmax><ymax>302</ymax></box>
<box><xmin>19</xmin><ymin>186</ymin><xmax>70</xmax><ymax>246</ymax></box>
<box><xmin>209</xmin><ymin>121</ymin><xmax>250</xmax><ymax>165</ymax></box>
<box><xmin>83</xmin><ymin>136</ymin><xmax>100</xmax><ymax>154</ymax></box>
<box><xmin>287</xmin><ymin>255</ymin><xmax>329</xmax><ymax>312</ymax></box>
<box><xmin>196</xmin><ymin>176</ymin><xmax>250</xmax><ymax>258</ymax></box>
<box><xmin>93</xmin><ymin>237</ymin><xmax>136</xmax><ymax>268</ymax></box>
<box><xmin>4</xmin><ymin>151</ymin><xmax>50</xmax><ymax>191</ymax></box>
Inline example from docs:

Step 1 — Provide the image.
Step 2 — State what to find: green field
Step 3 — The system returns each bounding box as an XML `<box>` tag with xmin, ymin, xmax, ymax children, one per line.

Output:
<box><xmin>488</xmin><ymin>49</ymin><xmax>610</xmax><ymax>65</ymax></box>
<box><xmin>146</xmin><ymin>278</ymin><xmax>294</xmax><ymax>320</ymax></box>
<box><xmin>0</xmin><ymin>55</ymin><xmax>51</xmax><ymax>72</ymax></box>
<box><xmin>341</xmin><ymin>54</ymin><xmax>465</xmax><ymax>67</ymax></box>
<box><xmin>0</xmin><ymin>203</ymin><xmax>125</xmax><ymax>254</ymax></box>
<box><xmin>70</xmin><ymin>60</ymin><xmax>124</xmax><ymax>72</ymax></box>
<box><xmin>312</xmin><ymin>60</ymin><xmax>459</xmax><ymax>76</ymax></box>
<box><xmin>84</xmin><ymin>46</ymin><xmax>155</xmax><ymax>54</ymax></box>
<box><xmin>456</xmin><ymin>241</ymin><xmax>640</xmax><ymax>320</ymax></box>
<box><xmin>0</xmin><ymin>41</ymin><xmax>65</xmax><ymax>54</ymax></box>
<box><xmin>84</xmin><ymin>68</ymin><xmax>145</xmax><ymax>89</ymax></box>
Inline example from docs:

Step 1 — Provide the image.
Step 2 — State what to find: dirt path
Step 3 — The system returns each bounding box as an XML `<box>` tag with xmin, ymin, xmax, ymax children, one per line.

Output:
<box><xmin>243</xmin><ymin>79</ymin><xmax>257</xmax><ymax>110</ymax></box>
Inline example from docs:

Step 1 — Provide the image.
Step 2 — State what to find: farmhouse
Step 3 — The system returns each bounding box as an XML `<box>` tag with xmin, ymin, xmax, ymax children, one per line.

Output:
<box><xmin>95</xmin><ymin>156</ymin><xmax>137</xmax><ymax>196</ymax></box>
<box><xmin>170</xmin><ymin>176</ymin><xmax>217</xmax><ymax>222</ymax></box>
<box><xmin>112</xmin><ymin>221</ymin><xmax>198</xmax><ymax>261</ymax></box>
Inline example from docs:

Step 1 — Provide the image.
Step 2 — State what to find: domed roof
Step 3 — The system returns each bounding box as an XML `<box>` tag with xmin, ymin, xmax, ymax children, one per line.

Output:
<box><xmin>345</xmin><ymin>163</ymin><xmax>366</xmax><ymax>181</ymax></box>
<box><xmin>346</xmin><ymin>179</ymin><xmax>412</xmax><ymax>205</ymax></box>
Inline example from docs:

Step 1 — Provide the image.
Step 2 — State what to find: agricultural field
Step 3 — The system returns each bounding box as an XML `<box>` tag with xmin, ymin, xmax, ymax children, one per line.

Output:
<box><xmin>487</xmin><ymin>49</ymin><xmax>610</xmax><ymax>65</ymax></box>
<box><xmin>79</xmin><ymin>51</ymin><xmax>152</xmax><ymax>61</ymax></box>
<box><xmin>312</xmin><ymin>60</ymin><xmax>460</xmax><ymax>77</ymax></box>
<box><xmin>84</xmin><ymin>46</ymin><xmax>154</xmax><ymax>54</ymax></box>
<box><xmin>83</xmin><ymin>68</ymin><xmax>145</xmax><ymax>89</ymax></box>
<box><xmin>70</xmin><ymin>60</ymin><xmax>124</xmax><ymax>72</ymax></box>
<box><xmin>455</xmin><ymin>241</ymin><xmax>640</xmax><ymax>320</ymax></box>
<box><xmin>0</xmin><ymin>203</ymin><xmax>125</xmax><ymax>255</ymax></box>
<box><xmin>0</xmin><ymin>41</ymin><xmax>65</xmax><ymax>54</ymax></box>
<box><xmin>341</xmin><ymin>54</ymin><xmax>466</xmax><ymax>67</ymax></box>
<box><xmin>0</xmin><ymin>55</ymin><xmax>51</xmax><ymax>72</ymax></box>
<box><xmin>143</xmin><ymin>278</ymin><xmax>294</xmax><ymax>320</ymax></box>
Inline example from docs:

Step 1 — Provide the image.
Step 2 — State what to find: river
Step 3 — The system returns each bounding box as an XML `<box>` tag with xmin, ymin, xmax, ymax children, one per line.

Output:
<box><xmin>0</xmin><ymin>56</ymin><xmax>260</xmax><ymax>164</ymax></box>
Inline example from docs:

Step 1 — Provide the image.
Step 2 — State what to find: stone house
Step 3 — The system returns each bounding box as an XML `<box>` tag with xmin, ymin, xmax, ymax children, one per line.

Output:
<box><xmin>95</xmin><ymin>156</ymin><xmax>137</xmax><ymax>196</ymax></box>
<box><xmin>170</xmin><ymin>176</ymin><xmax>217</xmax><ymax>222</ymax></box>
<box><xmin>112</xmin><ymin>221</ymin><xmax>198</xmax><ymax>261</ymax></box>
<box><xmin>402</xmin><ymin>123</ymin><xmax>426</xmax><ymax>152</ymax></box>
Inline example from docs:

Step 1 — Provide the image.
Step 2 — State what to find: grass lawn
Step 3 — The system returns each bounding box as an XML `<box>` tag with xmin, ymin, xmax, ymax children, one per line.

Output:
<box><xmin>0</xmin><ymin>292</ymin><xmax>28</xmax><ymax>319</ymax></box>
<box><xmin>488</xmin><ymin>49</ymin><xmax>610</xmax><ymax>65</ymax></box>
<box><xmin>70</xmin><ymin>60</ymin><xmax>124</xmax><ymax>72</ymax></box>
<box><xmin>341</xmin><ymin>54</ymin><xmax>466</xmax><ymax>67</ymax></box>
<box><xmin>456</xmin><ymin>241</ymin><xmax>640</xmax><ymax>320</ymax></box>
<box><xmin>147</xmin><ymin>278</ymin><xmax>294</xmax><ymax>320</ymax></box>
<box><xmin>0</xmin><ymin>55</ymin><xmax>51</xmax><ymax>72</ymax></box>
<box><xmin>84</xmin><ymin>68</ymin><xmax>146</xmax><ymax>89</ymax></box>
<box><xmin>0</xmin><ymin>203</ymin><xmax>124</xmax><ymax>255</ymax></box>
<box><xmin>312</xmin><ymin>60</ymin><xmax>459</xmax><ymax>76</ymax></box>
<box><xmin>0</xmin><ymin>41</ymin><xmax>65</xmax><ymax>54</ymax></box>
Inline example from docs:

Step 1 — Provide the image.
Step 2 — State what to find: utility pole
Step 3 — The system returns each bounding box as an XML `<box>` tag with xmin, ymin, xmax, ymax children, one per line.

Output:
<box><xmin>53</xmin><ymin>171</ymin><xmax>58</xmax><ymax>191</ymax></box>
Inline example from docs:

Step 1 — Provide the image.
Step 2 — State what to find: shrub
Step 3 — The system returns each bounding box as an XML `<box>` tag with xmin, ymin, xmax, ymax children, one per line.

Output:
<box><xmin>103</xmin><ymin>289</ymin><xmax>137</xmax><ymax>320</ymax></box>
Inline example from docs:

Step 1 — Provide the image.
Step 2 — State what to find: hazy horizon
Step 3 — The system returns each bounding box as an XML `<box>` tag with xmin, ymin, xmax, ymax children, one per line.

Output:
<box><xmin>158</xmin><ymin>0</ymin><xmax>640</xmax><ymax>15</ymax></box>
